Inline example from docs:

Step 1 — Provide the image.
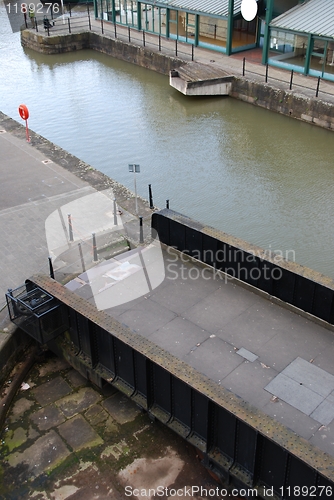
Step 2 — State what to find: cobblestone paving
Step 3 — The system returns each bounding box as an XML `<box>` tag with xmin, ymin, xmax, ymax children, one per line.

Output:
<box><xmin>0</xmin><ymin>351</ymin><xmax>227</xmax><ymax>500</ymax></box>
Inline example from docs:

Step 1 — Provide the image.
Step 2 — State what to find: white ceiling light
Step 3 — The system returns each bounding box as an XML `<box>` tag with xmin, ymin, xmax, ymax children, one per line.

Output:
<box><xmin>241</xmin><ymin>0</ymin><xmax>258</xmax><ymax>22</ymax></box>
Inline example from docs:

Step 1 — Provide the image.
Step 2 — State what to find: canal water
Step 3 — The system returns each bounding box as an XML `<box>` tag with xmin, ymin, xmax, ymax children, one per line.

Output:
<box><xmin>1</xmin><ymin>6</ymin><xmax>334</xmax><ymax>278</ymax></box>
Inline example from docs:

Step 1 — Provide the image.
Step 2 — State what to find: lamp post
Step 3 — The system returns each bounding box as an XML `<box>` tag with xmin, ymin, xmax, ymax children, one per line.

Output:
<box><xmin>128</xmin><ymin>164</ymin><xmax>140</xmax><ymax>216</ymax></box>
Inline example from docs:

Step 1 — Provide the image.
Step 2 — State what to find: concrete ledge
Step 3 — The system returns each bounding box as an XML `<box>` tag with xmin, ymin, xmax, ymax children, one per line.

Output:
<box><xmin>231</xmin><ymin>78</ymin><xmax>334</xmax><ymax>131</ymax></box>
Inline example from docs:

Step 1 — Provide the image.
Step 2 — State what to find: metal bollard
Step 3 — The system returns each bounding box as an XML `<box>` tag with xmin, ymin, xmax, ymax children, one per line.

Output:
<box><xmin>92</xmin><ymin>233</ymin><xmax>98</xmax><ymax>262</ymax></box>
<box><xmin>128</xmin><ymin>25</ymin><xmax>131</xmax><ymax>42</ymax></box>
<box><xmin>113</xmin><ymin>198</ymin><xmax>118</xmax><ymax>226</ymax></box>
<box><xmin>48</xmin><ymin>256</ymin><xmax>55</xmax><ymax>279</ymax></box>
<box><xmin>265</xmin><ymin>63</ymin><xmax>268</xmax><ymax>83</ymax></box>
<box><xmin>68</xmin><ymin>17</ymin><xmax>71</xmax><ymax>34</ymax></box>
<box><xmin>175</xmin><ymin>39</ymin><xmax>178</xmax><ymax>57</ymax></box>
<box><xmin>143</xmin><ymin>30</ymin><xmax>145</xmax><ymax>47</ymax></box>
<box><xmin>148</xmin><ymin>184</ymin><xmax>154</xmax><ymax>209</ymax></box>
<box><xmin>289</xmin><ymin>69</ymin><xmax>293</xmax><ymax>90</ymax></box>
<box><xmin>68</xmin><ymin>214</ymin><xmax>73</xmax><ymax>241</ymax></box>
<box><xmin>242</xmin><ymin>57</ymin><xmax>245</xmax><ymax>76</ymax></box>
<box><xmin>78</xmin><ymin>243</ymin><xmax>85</xmax><ymax>272</ymax></box>
<box><xmin>166</xmin><ymin>199</ymin><xmax>169</xmax><ymax>209</ymax></box>
<box><xmin>159</xmin><ymin>34</ymin><xmax>161</xmax><ymax>51</ymax></box>
<box><xmin>139</xmin><ymin>216</ymin><xmax>144</xmax><ymax>244</ymax></box>
<box><xmin>191</xmin><ymin>44</ymin><xmax>194</xmax><ymax>61</ymax></box>
<box><xmin>316</xmin><ymin>76</ymin><xmax>321</xmax><ymax>98</ymax></box>
<box><xmin>101</xmin><ymin>19</ymin><xmax>104</xmax><ymax>34</ymax></box>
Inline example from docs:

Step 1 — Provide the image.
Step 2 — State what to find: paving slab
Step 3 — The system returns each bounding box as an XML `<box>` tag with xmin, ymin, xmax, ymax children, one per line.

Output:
<box><xmin>85</xmin><ymin>404</ymin><xmax>109</xmax><ymax>426</ymax></box>
<box><xmin>310</xmin><ymin>393</ymin><xmax>334</xmax><ymax>426</ymax></box>
<box><xmin>182</xmin><ymin>284</ymin><xmax>258</xmax><ymax>334</ymax></box>
<box><xmin>32</xmin><ymin>376</ymin><xmax>72</xmax><ymax>407</ymax></box>
<box><xmin>222</xmin><ymin>360</ymin><xmax>277</xmax><ymax>409</ymax></box>
<box><xmin>8</xmin><ymin>397</ymin><xmax>34</xmax><ymax>421</ymax></box>
<box><xmin>7</xmin><ymin>430</ymin><xmax>71</xmax><ymax>477</ymax></box>
<box><xmin>4</xmin><ymin>427</ymin><xmax>29</xmax><ymax>452</ymax></box>
<box><xmin>282</xmin><ymin>357</ymin><xmax>334</xmax><ymax>398</ymax></box>
<box><xmin>236</xmin><ymin>347</ymin><xmax>258</xmax><ymax>362</ymax></box>
<box><xmin>183</xmin><ymin>336</ymin><xmax>244</xmax><ymax>383</ymax></box>
<box><xmin>103</xmin><ymin>392</ymin><xmax>141</xmax><ymax>424</ymax></box>
<box><xmin>116</xmin><ymin>298</ymin><xmax>177</xmax><ymax>336</ymax></box>
<box><xmin>55</xmin><ymin>387</ymin><xmax>102</xmax><ymax>418</ymax></box>
<box><xmin>57</xmin><ymin>414</ymin><xmax>103</xmax><ymax>452</ymax></box>
<box><xmin>148</xmin><ymin>316</ymin><xmax>210</xmax><ymax>357</ymax></box>
<box><xmin>265</xmin><ymin>373</ymin><xmax>324</xmax><ymax>416</ymax></box>
<box><xmin>30</xmin><ymin>404</ymin><xmax>66</xmax><ymax>431</ymax></box>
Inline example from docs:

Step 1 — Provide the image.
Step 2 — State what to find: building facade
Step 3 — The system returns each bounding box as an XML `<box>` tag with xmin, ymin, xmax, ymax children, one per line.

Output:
<box><xmin>264</xmin><ymin>0</ymin><xmax>334</xmax><ymax>82</ymax></box>
<box><xmin>93</xmin><ymin>0</ymin><xmax>334</xmax><ymax>81</ymax></box>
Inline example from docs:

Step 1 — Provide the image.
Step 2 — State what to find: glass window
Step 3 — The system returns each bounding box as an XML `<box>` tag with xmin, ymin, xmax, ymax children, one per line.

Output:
<box><xmin>199</xmin><ymin>16</ymin><xmax>227</xmax><ymax>48</ymax></box>
<box><xmin>268</xmin><ymin>30</ymin><xmax>308</xmax><ymax>72</ymax></box>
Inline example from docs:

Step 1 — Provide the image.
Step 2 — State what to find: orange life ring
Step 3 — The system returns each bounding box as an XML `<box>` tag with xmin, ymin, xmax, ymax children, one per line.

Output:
<box><xmin>19</xmin><ymin>104</ymin><xmax>29</xmax><ymax>121</ymax></box>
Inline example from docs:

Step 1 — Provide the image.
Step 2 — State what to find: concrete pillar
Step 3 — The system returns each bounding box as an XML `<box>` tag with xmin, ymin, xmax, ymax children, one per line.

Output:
<box><xmin>137</xmin><ymin>2</ymin><xmax>141</xmax><ymax>31</ymax></box>
<box><xmin>304</xmin><ymin>33</ymin><xmax>313</xmax><ymax>75</ymax></box>
<box><xmin>262</xmin><ymin>0</ymin><xmax>274</xmax><ymax>65</ymax></box>
<box><xmin>226</xmin><ymin>0</ymin><xmax>234</xmax><ymax>56</ymax></box>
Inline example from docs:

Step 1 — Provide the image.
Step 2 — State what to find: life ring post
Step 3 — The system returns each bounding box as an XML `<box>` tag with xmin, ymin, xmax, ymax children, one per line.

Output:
<box><xmin>18</xmin><ymin>104</ymin><xmax>30</xmax><ymax>142</ymax></box>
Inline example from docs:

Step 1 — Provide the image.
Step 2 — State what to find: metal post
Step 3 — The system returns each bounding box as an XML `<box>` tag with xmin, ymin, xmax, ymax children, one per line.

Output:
<box><xmin>159</xmin><ymin>34</ymin><xmax>161</xmax><ymax>51</ymax></box>
<box><xmin>139</xmin><ymin>216</ymin><xmax>144</xmax><ymax>244</ymax></box>
<box><xmin>175</xmin><ymin>39</ymin><xmax>178</xmax><ymax>57</ymax></box>
<box><xmin>78</xmin><ymin>243</ymin><xmax>86</xmax><ymax>272</ymax></box>
<box><xmin>316</xmin><ymin>76</ymin><xmax>321</xmax><ymax>97</ymax></box>
<box><xmin>47</xmin><ymin>24</ymin><xmax>50</xmax><ymax>36</ymax></box>
<box><xmin>129</xmin><ymin>164</ymin><xmax>140</xmax><ymax>216</ymax></box>
<box><xmin>128</xmin><ymin>25</ymin><xmax>131</xmax><ymax>42</ymax></box>
<box><xmin>134</xmin><ymin>170</ymin><xmax>138</xmax><ymax>215</ymax></box>
<box><xmin>191</xmin><ymin>44</ymin><xmax>194</xmax><ymax>61</ymax></box>
<box><xmin>101</xmin><ymin>19</ymin><xmax>104</xmax><ymax>34</ymax></box>
<box><xmin>48</xmin><ymin>256</ymin><xmax>54</xmax><ymax>279</ymax></box>
<box><xmin>289</xmin><ymin>70</ymin><xmax>293</xmax><ymax>90</ymax></box>
<box><xmin>242</xmin><ymin>57</ymin><xmax>245</xmax><ymax>76</ymax></box>
<box><xmin>35</xmin><ymin>17</ymin><xmax>38</xmax><ymax>32</ymax></box>
<box><xmin>143</xmin><ymin>30</ymin><xmax>145</xmax><ymax>47</ymax></box>
<box><xmin>68</xmin><ymin>214</ymin><xmax>73</xmax><ymax>241</ymax></box>
<box><xmin>113</xmin><ymin>198</ymin><xmax>118</xmax><ymax>226</ymax></box>
<box><xmin>114</xmin><ymin>22</ymin><xmax>117</xmax><ymax>38</ymax></box>
<box><xmin>68</xmin><ymin>17</ymin><xmax>71</xmax><ymax>34</ymax></box>
<box><xmin>265</xmin><ymin>63</ymin><xmax>268</xmax><ymax>83</ymax></box>
<box><xmin>92</xmin><ymin>233</ymin><xmax>98</xmax><ymax>262</ymax></box>
<box><xmin>88</xmin><ymin>7</ymin><xmax>91</xmax><ymax>30</ymax></box>
<box><xmin>148</xmin><ymin>184</ymin><xmax>154</xmax><ymax>209</ymax></box>
<box><xmin>166</xmin><ymin>199</ymin><xmax>169</xmax><ymax>209</ymax></box>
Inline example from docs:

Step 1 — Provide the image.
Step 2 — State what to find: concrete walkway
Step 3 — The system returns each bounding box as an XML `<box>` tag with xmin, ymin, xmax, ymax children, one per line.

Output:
<box><xmin>65</xmin><ymin>244</ymin><xmax>334</xmax><ymax>459</ymax></box>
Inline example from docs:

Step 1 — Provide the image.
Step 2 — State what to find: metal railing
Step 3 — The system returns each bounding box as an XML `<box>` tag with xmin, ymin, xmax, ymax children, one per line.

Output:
<box><xmin>242</xmin><ymin>57</ymin><xmax>334</xmax><ymax>99</ymax></box>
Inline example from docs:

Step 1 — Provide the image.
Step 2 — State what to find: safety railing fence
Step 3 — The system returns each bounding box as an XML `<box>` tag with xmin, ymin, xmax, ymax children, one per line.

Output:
<box><xmin>242</xmin><ymin>57</ymin><xmax>334</xmax><ymax>99</ymax></box>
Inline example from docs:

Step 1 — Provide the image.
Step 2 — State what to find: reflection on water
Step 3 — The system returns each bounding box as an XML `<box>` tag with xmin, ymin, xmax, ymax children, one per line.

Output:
<box><xmin>1</xmin><ymin>6</ymin><xmax>334</xmax><ymax>277</ymax></box>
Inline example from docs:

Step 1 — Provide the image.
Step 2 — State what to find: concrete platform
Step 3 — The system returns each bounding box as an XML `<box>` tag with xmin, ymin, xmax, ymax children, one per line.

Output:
<box><xmin>169</xmin><ymin>62</ymin><xmax>233</xmax><ymax>96</ymax></box>
<box><xmin>65</xmin><ymin>249</ymin><xmax>334</xmax><ymax>458</ymax></box>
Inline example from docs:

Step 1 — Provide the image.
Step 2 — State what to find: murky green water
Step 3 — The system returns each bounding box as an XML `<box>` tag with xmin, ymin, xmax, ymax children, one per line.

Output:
<box><xmin>1</xmin><ymin>5</ymin><xmax>334</xmax><ymax>277</ymax></box>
